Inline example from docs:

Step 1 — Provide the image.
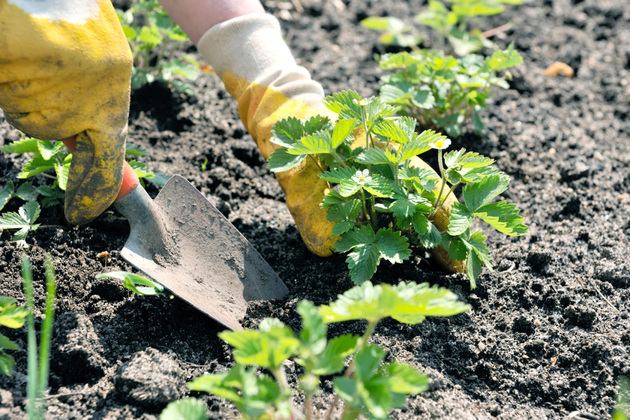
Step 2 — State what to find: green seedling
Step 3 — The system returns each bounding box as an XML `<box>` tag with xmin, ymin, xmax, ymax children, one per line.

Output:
<box><xmin>416</xmin><ymin>0</ymin><xmax>522</xmax><ymax>56</ymax></box>
<box><xmin>170</xmin><ymin>281</ymin><xmax>469</xmax><ymax>420</ymax></box>
<box><xmin>360</xmin><ymin>16</ymin><xmax>423</xmax><ymax>48</ymax></box>
<box><xmin>0</xmin><ymin>201</ymin><xmax>41</xmax><ymax>248</ymax></box>
<box><xmin>377</xmin><ymin>44</ymin><xmax>522</xmax><ymax>137</ymax></box>
<box><xmin>96</xmin><ymin>271</ymin><xmax>165</xmax><ymax>296</ymax></box>
<box><xmin>362</xmin><ymin>0</ymin><xmax>522</xmax><ymax>56</ymax></box>
<box><xmin>22</xmin><ymin>254</ymin><xmax>56</xmax><ymax>420</ymax></box>
<box><xmin>0</xmin><ymin>296</ymin><xmax>28</xmax><ymax>376</ymax></box>
<box><xmin>116</xmin><ymin>0</ymin><xmax>200</xmax><ymax>93</ymax></box>
<box><xmin>268</xmin><ymin>91</ymin><xmax>527</xmax><ymax>288</ymax></box>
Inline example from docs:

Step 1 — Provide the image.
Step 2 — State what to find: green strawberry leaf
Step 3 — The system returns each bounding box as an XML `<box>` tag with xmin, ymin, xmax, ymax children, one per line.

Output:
<box><xmin>372</xmin><ymin>116</ymin><xmax>417</xmax><ymax>145</ymax></box>
<box><xmin>37</xmin><ymin>140</ymin><xmax>65</xmax><ymax>161</ymax></box>
<box><xmin>159</xmin><ymin>398</ymin><xmax>208</xmax><ymax>420</ymax></box>
<box><xmin>0</xmin><ymin>182</ymin><xmax>15</xmax><ymax>211</ymax></box>
<box><xmin>15</xmin><ymin>182</ymin><xmax>37</xmax><ymax>202</ymax></box>
<box><xmin>447</xmin><ymin>202</ymin><xmax>474</xmax><ymax>236</ymax></box>
<box><xmin>474</xmin><ymin>200</ymin><xmax>528</xmax><ymax>236</ymax></box>
<box><xmin>445</xmin><ymin>236</ymin><xmax>469</xmax><ymax>261</ymax></box>
<box><xmin>332</xmin><ymin>118</ymin><xmax>359</xmax><ymax>148</ymax></box>
<box><xmin>319</xmin><ymin>281</ymin><xmax>470</xmax><ymax>325</ymax></box>
<box><xmin>310</xmin><ymin>334</ymin><xmax>359</xmax><ymax>376</ymax></box>
<box><xmin>0</xmin><ymin>297</ymin><xmax>28</xmax><ymax>329</ymax></box>
<box><xmin>0</xmin><ymin>354</ymin><xmax>16</xmax><ymax>376</ymax></box>
<box><xmin>219</xmin><ymin>318</ymin><xmax>300</xmax><ymax>370</ymax></box>
<box><xmin>268</xmin><ymin>149</ymin><xmax>306</xmax><ymax>173</ymax></box>
<box><xmin>346</xmin><ymin>244</ymin><xmax>381</xmax><ymax>284</ymax></box>
<box><xmin>415</xmin><ymin>219</ymin><xmax>442</xmax><ymax>248</ymax></box>
<box><xmin>319</xmin><ymin>166</ymin><xmax>359</xmax><ymax>183</ymax></box>
<box><xmin>1</xmin><ymin>137</ymin><xmax>39</xmax><ymax>154</ymax></box>
<box><xmin>354</xmin><ymin>147</ymin><xmax>397</xmax><ymax>166</ymax></box>
<box><xmin>364</xmin><ymin>175</ymin><xmax>394</xmax><ymax>198</ymax></box>
<box><xmin>270</xmin><ymin>116</ymin><xmax>306</xmax><ymax>148</ymax></box>
<box><xmin>289</xmin><ymin>131</ymin><xmax>334</xmax><ymax>155</ymax></box>
<box><xmin>383</xmin><ymin>362</ymin><xmax>429</xmax><ymax>395</ymax></box>
<box><xmin>463</xmin><ymin>174</ymin><xmax>510</xmax><ymax>212</ymax></box>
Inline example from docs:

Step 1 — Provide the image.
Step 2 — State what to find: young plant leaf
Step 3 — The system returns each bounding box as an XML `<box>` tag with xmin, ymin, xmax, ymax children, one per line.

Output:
<box><xmin>188</xmin><ymin>365</ymin><xmax>282</xmax><ymax>419</ymax></box>
<box><xmin>96</xmin><ymin>271</ymin><xmax>165</xmax><ymax>296</ymax></box>
<box><xmin>332</xmin><ymin>118</ymin><xmax>359</xmax><ymax>148</ymax></box>
<box><xmin>326</xmin><ymin>200</ymin><xmax>362</xmax><ymax>236</ymax></box>
<box><xmin>373</xmin><ymin>117</ymin><xmax>417</xmax><ymax>145</ymax></box>
<box><xmin>0</xmin><ymin>183</ymin><xmax>14</xmax><ymax>211</ymax></box>
<box><xmin>0</xmin><ymin>297</ymin><xmax>28</xmax><ymax>329</ymax></box>
<box><xmin>160</xmin><ymin>397</ymin><xmax>208</xmax><ymax>420</ymax></box>
<box><xmin>268</xmin><ymin>149</ymin><xmax>306</xmax><ymax>173</ymax></box>
<box><xmin>319</xmin><ymin>281</ymin><xmax>470</xmax><ymax>325</ymax></box>
<box><xmin>0</xmin><ymin>201</ymin><xmax>41</xmax><ymax>245</ymax></box>
<box><xmin>219</xmin><ymin>318</ymin><xmax>300</xmax><ymax>371</ymax></box>
<box><xmin>474</xmin><ymin>200</ymin><xmax>528</xmax><ymax>236</ymax></box>
<box><xmin>447</xmin><ymin>202</ymin><xmax>474</xmax><ymax>236</ymax></box>
<box><xmin>310</xmin><ymin>334</ymin><xmax>359</xmax><ymax>376</ymax></box>
<box><xmin>37</xmin><ymin>141</ymin><xmax>65</xmax><ymax>161</ymax></box>
<box><xmin>1</xmin><ymin>137</ymin><xmax>39</xmax><ymax>154</ymax></box>
<box><xmin>289</xmin><ymin>131</ymin><xmax>335</xmax><ymax>156</ymax></box>
<box><xmin>463</xmin><ymin>174</ymin><xmax>510</xmax><ymax>212</ymax></box>
<box><xmin>354</xmin><ymin>147</ymin><xmax>397</xmax><ymax>166</ymax></box>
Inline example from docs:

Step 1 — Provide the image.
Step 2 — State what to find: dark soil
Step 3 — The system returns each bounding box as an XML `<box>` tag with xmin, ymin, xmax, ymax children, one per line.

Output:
<box><xmin>1</xmin><ymin>0</ymin><xmax>630</xmax><ymax>418</ymax></box>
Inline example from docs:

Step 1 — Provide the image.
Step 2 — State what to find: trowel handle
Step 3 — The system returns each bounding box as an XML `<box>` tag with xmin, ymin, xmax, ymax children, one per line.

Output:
<box><xmin>62</xmin><ymin>137</ymin><xmax>139</xmax><ymax>200</ymax></box>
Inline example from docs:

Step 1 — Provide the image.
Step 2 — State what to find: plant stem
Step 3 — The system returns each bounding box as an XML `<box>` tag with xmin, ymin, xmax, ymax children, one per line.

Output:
<box><xmin>431</xmin><ymin>182</ymin><xmax>459</xmax><ymax>221</ymax></box>
<box><xmin>359</xmin><ymin>189</ymin><xmax>372</xmax><ymax>227</ymax></box>
<box><xmin>307</xmin><ymin>155</ymin><xmax>328</xmax><ymax>174</ymax></box>
<box><xmin>433</xmin><ymin>148</ymin><xmax>447</xmax><ymax>210</ymax></box>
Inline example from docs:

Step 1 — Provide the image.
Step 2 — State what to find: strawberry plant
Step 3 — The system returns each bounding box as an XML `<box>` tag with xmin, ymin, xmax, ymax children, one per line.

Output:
<box><xmin>268</xmin><ymin>91</ymin><xmax>527</xmax><ymax>288</ymax></box>
<box><xmin>377</xmin><ymin>44</ymin><xmax>522</xmax><ymax>137</ymax></box>
<box><xmin>163</xmin><ymin>280</ymin><xmax>469</xmax><ymax>420</ymax></box>
<box><xmin>116</xmin><ymin>0</ymin><xmax>200</xmax><ymax>93</ymax></box>
<box><xmin>361</xmin><ymin>0</ymin><xmax>522</xmax><ymax>56</ymax></box>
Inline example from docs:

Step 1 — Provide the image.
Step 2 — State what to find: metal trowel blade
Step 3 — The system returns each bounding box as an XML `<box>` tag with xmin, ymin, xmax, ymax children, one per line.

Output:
<box><xmin>114</xmin><ymin>175</ymin><xmax>288</xmax><ymax>330</ymax></box>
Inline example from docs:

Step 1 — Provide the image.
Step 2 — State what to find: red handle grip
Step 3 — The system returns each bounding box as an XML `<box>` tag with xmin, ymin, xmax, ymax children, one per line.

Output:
<box><xmin>62</xmin><ymin>137</ymin><xmax>139</xmax><ymax>201</ymax></box>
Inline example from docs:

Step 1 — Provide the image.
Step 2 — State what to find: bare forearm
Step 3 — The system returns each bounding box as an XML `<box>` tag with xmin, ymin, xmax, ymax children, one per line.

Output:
<box><xmin>158</xmin><ymin>0</ymin><xmax>265</xmax><ymax>44</ymax></box>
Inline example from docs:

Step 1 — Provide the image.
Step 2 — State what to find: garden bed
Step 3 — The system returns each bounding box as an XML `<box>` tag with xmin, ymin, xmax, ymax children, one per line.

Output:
<box><xmin>1</xmin><ymin>0</ymin><xmax>629</xmax><ymax>418</ymax></box>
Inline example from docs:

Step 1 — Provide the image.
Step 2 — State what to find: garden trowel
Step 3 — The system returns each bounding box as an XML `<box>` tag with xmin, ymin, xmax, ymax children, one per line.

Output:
<box><xmin>112</xmin><ymin>165</ymin><xmax>289</xmax><ymax>331</ymax></box>
<box><xmin>63</xmin><ymin>139</ymin><xmax>288</xmax><ymax>331</ymax></box>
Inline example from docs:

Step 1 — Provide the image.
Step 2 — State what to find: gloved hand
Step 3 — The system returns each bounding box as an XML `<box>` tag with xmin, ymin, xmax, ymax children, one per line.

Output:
<box><xmin>197</xmin><ymin>13</ymin><xmax>464</xmax><ymax>272</ymax></box>
<box><xmin>0</xmin><ymin>0</ymin><xmax>133</xmax><ymax>225</ymax></box>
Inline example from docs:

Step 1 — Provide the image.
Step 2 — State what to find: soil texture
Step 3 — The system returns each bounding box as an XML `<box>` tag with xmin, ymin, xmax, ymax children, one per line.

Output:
<box><xmin>1</xmin><ymin>0</ymin><xmax>629</xmax><ymax>418</ymax></box>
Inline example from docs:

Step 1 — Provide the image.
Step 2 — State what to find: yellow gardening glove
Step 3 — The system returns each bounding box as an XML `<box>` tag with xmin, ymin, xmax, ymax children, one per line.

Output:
<box><xmin>0</xmin><ymin>0</ymin><xmax>132</xmax><ymax>225</ymax></box>
<box><xmin>198</xmin><ymin>14</ymin><xmax>464</xmax><ymax>273</ymax></box>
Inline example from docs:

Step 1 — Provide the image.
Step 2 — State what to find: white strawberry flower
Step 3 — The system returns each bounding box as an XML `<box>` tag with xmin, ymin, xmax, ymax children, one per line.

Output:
<box><xmin>429</xmin><ymin>137</ymin><xmax>451</xmax><ymax>150</ymax></box>
<box><xmin>352</xmin><ymin>169</ymin><xmax>372</xmax><ymax>185</ymax></box>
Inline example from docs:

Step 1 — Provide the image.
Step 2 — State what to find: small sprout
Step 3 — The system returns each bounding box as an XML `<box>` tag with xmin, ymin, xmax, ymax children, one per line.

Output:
<box><xmin>96</xmin><ymin>271</ymin><xmax>165</xmax><ymax>296</ymax></box>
